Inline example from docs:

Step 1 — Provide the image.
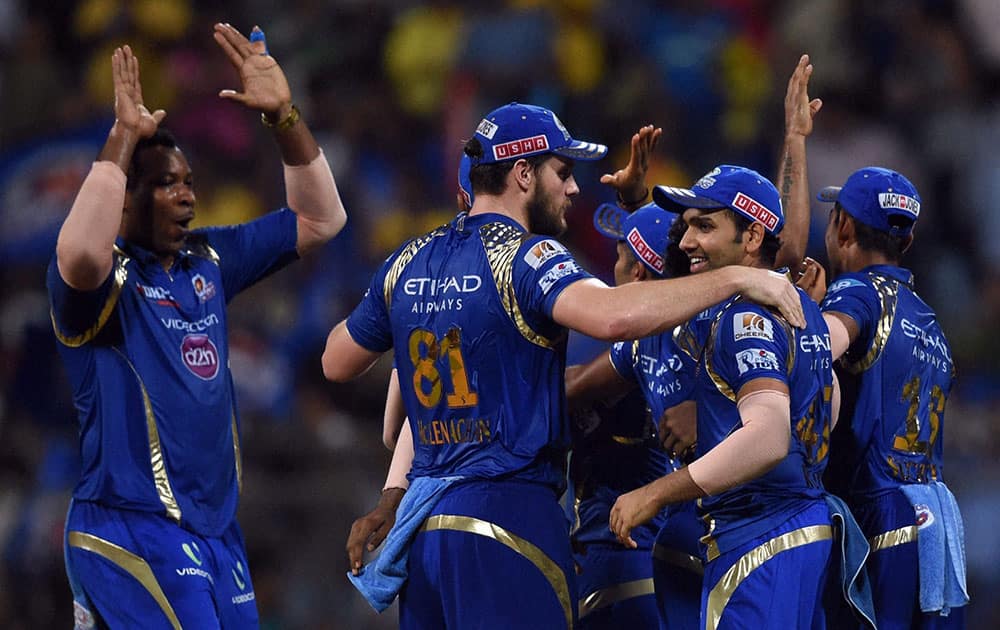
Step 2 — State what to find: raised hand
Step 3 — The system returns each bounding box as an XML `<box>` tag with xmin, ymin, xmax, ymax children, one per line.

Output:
<box><xmin>111</xmin><ymin>46</ymin><xmax>165</xmax><ymax>138</ymax></box>
<box><xmin>785</xmin><ymin>54</ymin><xmax>823</xmax><ymax>139</ymax></box>
<box><xmin>600</xmin><ymin>125</ymin><xmax>662</xmax><ymax>206</ymax></box>
<box><xmin>213</xmin><ymin>23</ymin><xmax>292</xmax><ymax>117</ymax></box>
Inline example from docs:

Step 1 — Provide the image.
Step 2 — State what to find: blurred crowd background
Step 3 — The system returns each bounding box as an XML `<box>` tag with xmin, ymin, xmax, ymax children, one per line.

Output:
<box><xmin>1</xmin><ymin>1</ymin><xmax>998</xmax><ymax>628</ymax></box>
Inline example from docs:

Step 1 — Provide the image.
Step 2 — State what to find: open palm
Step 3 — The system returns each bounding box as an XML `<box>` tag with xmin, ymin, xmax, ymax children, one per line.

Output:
<box><xmin>213</xmin><ymin>23</ymin><xmax>291</xmax><ymax>114</ymax></box>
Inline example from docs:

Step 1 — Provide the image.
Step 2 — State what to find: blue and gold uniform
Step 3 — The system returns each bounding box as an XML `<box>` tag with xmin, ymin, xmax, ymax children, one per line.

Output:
<box><xmin>586</xmin><ymin>333</ymin><xmax>701</xmax><ymax>630</ymax></box>
<box><xmin>48</xmin><ymin>209</ymin><xmax>299</xmax><ymax>628</ymax></box>
<box><xmin>346</xmin><ymin>211</ymin><xmax>594</xmax><ymax>629</ymax></box>
<box><xmin>694</xmin><ymin>291</ymin><xmax>836</xmax><ymax>629</ymax></box>
<box><xmin>822</xmin><ymin>266</ymin><xmax>963</xmax><ymax>628</ymax></box>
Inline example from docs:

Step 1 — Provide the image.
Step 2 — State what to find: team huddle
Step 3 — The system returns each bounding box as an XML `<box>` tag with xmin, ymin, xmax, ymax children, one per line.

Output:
<box><xmin>48</xmin><ymin>21</ymin><xmax>966</xmax><ymax>630</ymax></box>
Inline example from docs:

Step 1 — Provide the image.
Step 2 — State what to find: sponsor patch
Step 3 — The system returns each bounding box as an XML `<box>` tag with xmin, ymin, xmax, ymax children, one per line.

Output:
<box><xmin>626</xmin><ymin>227</ymin><xmax>664</xmax><ymax>273</ymax></box>
<box><xmin>878</xmin><ymin>192</ymin><xmax>920</xmax><ymax>218</ymax></box>
<box><xmin>732</xmin><ymin>192</ymin><xmax>779</xmax><ymax>231</ymax></box>
<box><xmin>538</xmin><ymin>261</ymin><xmax>581</xmax><ymax>294</ymax></box>
<box><xmin>492</xmin><ymin>134</ymin><xmax>549</xmax><ymax>161</ymax></box>
<box><xmin>192</xmin><ymin>273</ymin><xmax>216</xmax><ymax>303</ymax></box>
<box><xmin>135</xmin><ymin>282</ymin><xmax>178</xmax><ymax>307</ymax></box>
<box><xmin>733</xmin><ymin>312</ymin><xmax>774</xmax><ymax>342</ymax></box>
<box><xmin>735</xmin><ymin>348</ymin><xmax>780</xmax><ymax>375</ymax></box>
<box><xmin>476</xmin><ymin>118</ymin><xmax>498</xmax><ymax>139</ymax></box>
<box><xmin>181</xmin><ymin>334</ymin><xmax>220</xmax><ymax>380</ymax></box>
<box><xmin>827</xmin><ymin>277</ymin><xmax>866</xmax><ymax>293</ymax></box>
<box><xmin>74</xmin><ymin>601</ymin><xmax>96</xmax><ymax>630</ymax></box>
<box><xmin>914</xmin><ymin>503</ymin><xmax>935</xmax><ymax>529</ymax></box>
<box><xmin>524</xmin><ymin>239</ymin><xmax>567</xmax><ymax>269</ymax></box>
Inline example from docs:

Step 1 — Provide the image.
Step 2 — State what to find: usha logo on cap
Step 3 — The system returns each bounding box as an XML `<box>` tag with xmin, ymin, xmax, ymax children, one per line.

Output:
<box><xmin>732</xmin><ymin>192</ymin><xmax>779</xmax><ymax>231</ymax></box>
<box><xmin>492</xmin><ymin>135</ymin><xmax>549</xmax><ymax>161</ymax></box>
<box><xmin>878</xmin><ymin>192</ymin><xmax>920</xmax><ymax>218</ymax></box>
<box><xmin>626</xmin><ymin>227</ymin><xmax>664</xmax><ymax>273</ymax></box>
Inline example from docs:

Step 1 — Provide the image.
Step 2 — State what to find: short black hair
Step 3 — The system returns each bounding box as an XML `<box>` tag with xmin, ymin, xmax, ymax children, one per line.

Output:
<box><xmin>834</xmin><ymin>203</ymin><xmax>909</xmax><ymax>261</ymax></box>
<box><xmin>463</xmin><ymin>137</ymin><xmax>549</xmax><ymax>196</ymax></box>
<box><xmin>728</xmin><ymin>209</ymin><xmax>781</xmax><ymax>268</ymax></box>
<box><xmin>665</xmin><ymin>214</ymin><xmax>690</xmax><ymax>278</ymax></box>
<box><xmin>126</xmin><ymin>128</ymin><xmax>180</xmax><ymax>190</ymax></box>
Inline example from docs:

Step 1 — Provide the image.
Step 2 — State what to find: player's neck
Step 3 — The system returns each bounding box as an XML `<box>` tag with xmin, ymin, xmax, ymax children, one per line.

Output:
<box><xmin>467</xmin><ymin>195</ymin><xmax>529</xmax><ymax>231</ymax></box>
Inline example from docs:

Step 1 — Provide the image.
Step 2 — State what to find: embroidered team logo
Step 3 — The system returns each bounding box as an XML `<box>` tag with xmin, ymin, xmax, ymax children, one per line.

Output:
<box><xmin>524</xmin><ymin>239</ymin><xmax>567</xmax><ymax>269</ymax></box>
<box><xmin>192</xmin><ymin>273</ymin><xmax>216</xmax><ymax>303</ymax></box>
<box><xmin>733</xmin><ymin>312</ymin><xmax>774</xmax><ymax>342</ymax></box>
<box><xmin>827</xmin><ymin>278</ymin><xmax>865</xmax><ymax>293</ymax></box>
<box><xmin>735</xmin><ymin>348</ymin><xmax>780</xmax><ymax>375</ymax></box>
<box><xmin>695</xmin><ymin>167</ymin><xmax>722</xmax><ymax>189</ymax></box>
<box><xmin>181</xmin><ymin>334</ymin><xmax>220</xmax><ymax>380</ymax></box>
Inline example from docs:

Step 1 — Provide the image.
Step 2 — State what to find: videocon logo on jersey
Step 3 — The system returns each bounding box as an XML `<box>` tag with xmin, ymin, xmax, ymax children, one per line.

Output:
<box><xmin>233</xmin><ymin>561</ymin><xmax>247</xmax><ymax>590</ymax></box>
<box><xmin>181</xmin><ymin>333</ymin><xmax>220</xmax><ymax>380</ymax></box>
<box><xmin>182</xmin><ymin>541</ymin><xmax>203</xmax><ymax>566</ymax></box>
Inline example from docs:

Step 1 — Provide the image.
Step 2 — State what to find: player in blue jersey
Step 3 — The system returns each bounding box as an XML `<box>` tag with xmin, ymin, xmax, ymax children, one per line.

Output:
<box><xmin>47</xmin><ymin>27</ymin><xmax>347</xmax><ymax>628</ymax></box>
<box><xmin>566</xmin><ymin>54</ymin><xmax>824</xmax><ymax>630</ymax></box>
<box><xmin>565</xmin><ymin>201</ymin><xmax>702</xmax><ymax>630</ymax></box>
<box><xmin>323</xmin><ymin>102</ymin><xmax>806</xmax><ymax>629</ymax></box>
<box><xmin>608</xmin><ymin>162</ymin><xmax>862</xmax><ymax>629</ymax></box>
<box><xmin>809</xmin><ymin>167</ymin><xmax>968</xmax><ymax>627</ymax></box>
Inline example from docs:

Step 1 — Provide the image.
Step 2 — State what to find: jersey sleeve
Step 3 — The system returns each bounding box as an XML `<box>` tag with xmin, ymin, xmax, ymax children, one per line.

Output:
<box><xmin>820</xmin><ymin>275</ymin><xmax>879</xmax><ymax>357</ymax></box>
<box><xmin>199</xmin><ymin>208</ymin><xmax>300</xmax><ymax>300</ymax></box>
<box><xmin>711</xmin><ymin>305</ymin><xmax>792</xmax><ymax>394</ymax></box>
<box><xmin>47</xmin><ymin>253</ymin><xmax>121</xmax><ymax>344</ymax></box>
<box><xmin>608</xmin><ymin>341</ymin><xmax>637</xmax><ymax>383</ymax></box>
<box><xmin>513</xmin><ymin>236</ymin><xmax>593</xmax><ymax>319</ymax></box>
<box><xmin>344</xmin><ymin>253</ymin><xmax>395</xmax><ymax>353</ymax></box>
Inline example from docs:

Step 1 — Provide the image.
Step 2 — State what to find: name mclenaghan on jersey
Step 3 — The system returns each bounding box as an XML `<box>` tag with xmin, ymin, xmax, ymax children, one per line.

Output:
<box><xmin>346</xmin><ymin>212</ymin><xmax>593</xmax><ymax>490</ymax></box>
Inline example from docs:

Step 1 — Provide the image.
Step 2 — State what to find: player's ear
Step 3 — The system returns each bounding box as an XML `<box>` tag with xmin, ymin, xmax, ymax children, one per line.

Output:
<box><xmin>632</xmin><ymin>261</ymin><xmax>647</xmax><ymax>282</ymax></box>
<box><xmin>511</xmin><ymin>158</ymin><xmax>534</xmax><ymax>192</ymax></box>
<box><xmin>745</xmin><ymin>221</ymin><xmax>765</xmax><ymax>254</ymax></box>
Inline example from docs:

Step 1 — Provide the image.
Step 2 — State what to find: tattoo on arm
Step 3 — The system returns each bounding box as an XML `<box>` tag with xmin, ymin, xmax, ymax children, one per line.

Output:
<box><xmin>780</xmin><ymin>152</ymin><xmax>794</xmax><ymax>207</ymax></box>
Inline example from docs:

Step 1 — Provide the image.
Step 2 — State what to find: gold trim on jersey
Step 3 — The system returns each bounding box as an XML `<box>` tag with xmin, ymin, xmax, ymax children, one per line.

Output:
<box><xmin>705</xmin><ymin>524</ymin><xmax>833</xmax><ymax>630</ymax></box>
<box><xmin>382</xmin><ymin>226</ymin><xmax>450</xmax><ymax>308</ymax></box>
<box><xmin>420</xmin><ymin>514</ymin><xmax>572</xmax><ymax>628</ymax></box>
<box><xmin>611</xmin><ymin>435</ymin><xmax>646</xmax><ymax>445</ymax></box>
<box><xmin>68</xmin><ymin>531</ymin><xmax>182</xmax><ymax>629</ymax></box>
<box><xmin>579</xmin><ymin>578</ymin><xmax>655</xmax><ymax>619</ymax></box>
<box><xmin>480</xmin><ymin>222</ymin><xmax>555</xmax><ymax>349</ymax></box>
<box><xmin>232</xmin><ymin>412</ymin><xmax>242</xmax><ymax>495</ymax></box>
<box><xmin>703</xmin><ymin>302</ymin><xmax>737</xmax><ymax>402</ymax></box>
<box><xmin>653</xmin><ymin>543</ymin><xmax>705</xmax><ymax>576</ymax></box>
<box><xmin>841</xmin><ymin>272</ymin><xmax>898</xmax><ymax>374</ymax></box>
<box><xmin>673</xmin><ymin>322</ymin><xmax>702</xmax><ymax>363</ymax></box>
<box><xmin>51</xmin><ymin>250</ymin><xmax>129</xmax><ymax>348</ymax></box>
<box><xmin>116</xmin><ymin>348</ymin><xmax>182</xmax><ymax>522</ymax></box>
<box><xmin>869</xmin><ymin>525</ymin><xmax>917</xmax><ymax>553</ymax></box>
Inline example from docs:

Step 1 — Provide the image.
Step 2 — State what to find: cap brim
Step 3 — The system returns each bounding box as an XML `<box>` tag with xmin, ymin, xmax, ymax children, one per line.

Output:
<box><xmin>817</xmin><ymin>186</ymin><xmax>841</xmax><ymax>202</ymax></box>
<box><xmin>652</xmin><ymin>185</ymin><xmax>727</xmax><ymax>214</ymax></box>
<box><xmin>592</xmin><ymin>203</ymin><xmax>628</xmax><ymax>239</ymax></box>
<box><xmin>552</xmin><ymin>140</ymin><xmax>608</xmax><ymax>161</ymax></box>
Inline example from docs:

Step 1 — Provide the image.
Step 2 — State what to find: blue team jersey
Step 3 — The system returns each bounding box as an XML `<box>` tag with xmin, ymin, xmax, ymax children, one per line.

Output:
<box><xmin>47</xmin><ymin>209</ymin><xmax>299</xmax><ymax>536</ymax></box>
<box><xmin>346</xmin><ymin>212</ymin><xmax>593</xmax><ymax>492</ymax></box>
<box><xmin>695</xmin><ymin>289</ymin><xmax>834</xmax><ymax>556</ymax></box>
<box><xmin>568</xmin><ymin>331</ymin><xmax>695</xmax><ymax>549</ymax></box>
<box><xmin>821</xmin><ymin>265</ymin><xmax>954</xmax><ymax>499</ymax></box>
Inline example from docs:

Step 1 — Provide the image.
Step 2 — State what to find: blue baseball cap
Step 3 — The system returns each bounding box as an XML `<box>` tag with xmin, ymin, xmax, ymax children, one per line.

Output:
<box><xmin>473</xmin><ymin>102</ymin><xmax>607</xmax><ymax>164</ymax></box>
<box><xmin>817</xmin><ymin>167</ymin><xmax>921</xmax><ymax>236</ymax></box>
<box><xmin>652</xmin><ymin>165</ymin><xmax>784</xmax><ymax>235</ymax></box>
<box><xmin>593</xmin><ymin>202</ymin><xmax>673</xmax><ymax>277</ymax></box>
<box><xmin>458</xmin><ymin>154</ymin><xmax>474</xmax><ymax>209</ymax></box>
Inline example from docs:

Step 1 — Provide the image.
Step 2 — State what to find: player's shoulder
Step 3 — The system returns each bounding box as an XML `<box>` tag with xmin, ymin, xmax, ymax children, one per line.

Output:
<box><xmin>826</xmin><ymin>272</ymin><xmax>874</xmax><ymax>296</ymax></box>
<box><xmin>721</xmin><ymin>298</ymin><xmax>787</xmax><ymax>346</ymax></box>
<box><xmin>517</xmin><ymin>235</ymin><xmax>573</xmax><ymax>270</ymax></box>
